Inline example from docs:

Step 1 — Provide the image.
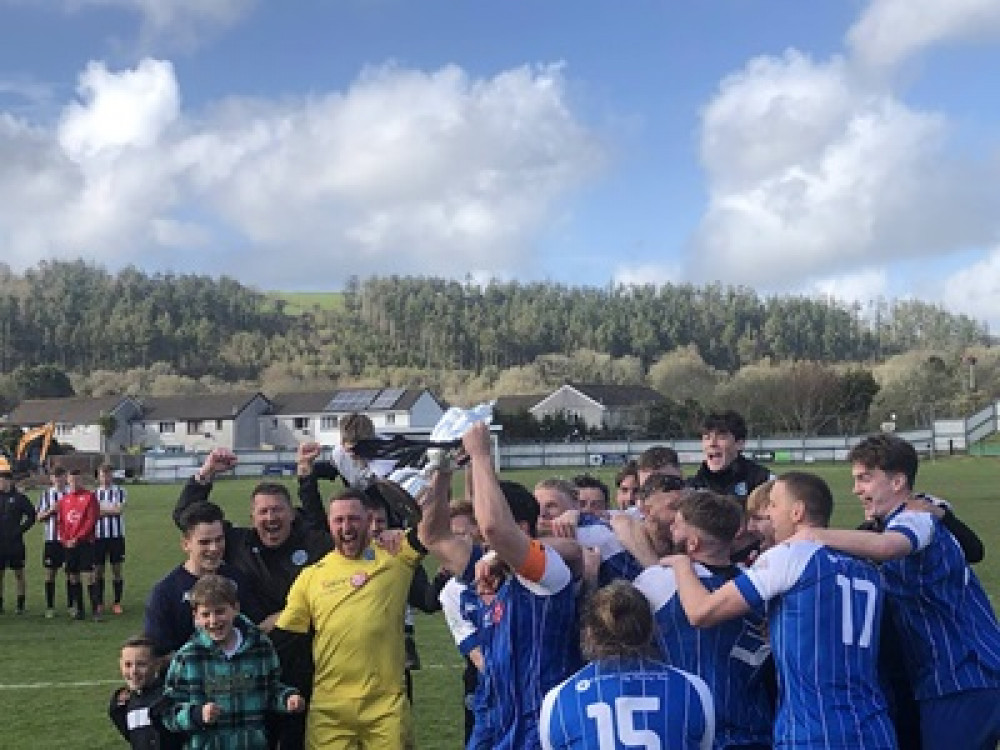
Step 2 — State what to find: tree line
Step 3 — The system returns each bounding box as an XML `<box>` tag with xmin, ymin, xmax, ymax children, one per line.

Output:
<box><xmin>0</xmin><ymin>260</ymin><xmax>993</xmax><ymax>437</ymax></box>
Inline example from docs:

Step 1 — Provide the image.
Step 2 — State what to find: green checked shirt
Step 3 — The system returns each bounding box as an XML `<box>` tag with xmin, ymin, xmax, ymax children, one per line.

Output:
<box><xmin>162</xmin><ymin>615</ymin><xmax>298</xmax><ymax>750</ymax></box>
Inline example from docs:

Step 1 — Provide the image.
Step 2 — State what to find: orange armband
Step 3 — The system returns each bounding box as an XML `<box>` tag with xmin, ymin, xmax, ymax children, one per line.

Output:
<box><xmin>515</xmin><ymin>539</ymin><xmax>547</xmax><ymax>583</ymax></box>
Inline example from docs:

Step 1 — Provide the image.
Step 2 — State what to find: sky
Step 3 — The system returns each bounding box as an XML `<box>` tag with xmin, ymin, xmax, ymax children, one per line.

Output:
<box><xmin>2</xmin><ymin>0</ymin><xmax>1000</xmax><ymax>327</ymax></box>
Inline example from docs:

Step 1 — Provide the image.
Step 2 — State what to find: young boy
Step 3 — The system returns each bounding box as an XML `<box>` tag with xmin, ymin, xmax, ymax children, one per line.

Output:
<box><xmin>161</xmin><ymin>574</ymin><xmax>304</xmax><ymax>749</ymax></box>
<box><xmin>109</xmin><ymin>636</ymin><xmax>183</xmax><ymax>749</ymax></box>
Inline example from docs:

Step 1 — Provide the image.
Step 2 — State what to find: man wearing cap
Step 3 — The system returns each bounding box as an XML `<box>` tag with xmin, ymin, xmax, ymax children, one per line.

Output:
<box><xmin>0</xmin><ymin>470</ymin><xmax>36</xmax><ymax>614</ymax></box>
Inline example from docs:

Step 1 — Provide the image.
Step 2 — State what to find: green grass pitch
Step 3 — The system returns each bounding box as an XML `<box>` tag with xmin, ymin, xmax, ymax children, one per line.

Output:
<box><xmin>1</xmin><ymin>459</ymin><xmax>996</xmax><ymax>748</ymax></box>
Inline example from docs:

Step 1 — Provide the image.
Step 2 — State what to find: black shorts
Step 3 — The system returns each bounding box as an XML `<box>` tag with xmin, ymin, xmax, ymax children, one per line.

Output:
<box><xmin>43</xmin><ymin>541</ymin><xmax>65</xmax><ymax>570</ymax></box>
<box><xmin>93</xmin><ymin>537</ymin><xmax>125</xmax><ymax>565</ymax></box>
<box><xmin>0</xmin><ymin>544</ymin><xmax>26</xmax><ymax>570</ymax></box>
<box><xmin>64</xmin><ymin>542</ymin><xmax>94</xmax><ymax>575</ymax></box>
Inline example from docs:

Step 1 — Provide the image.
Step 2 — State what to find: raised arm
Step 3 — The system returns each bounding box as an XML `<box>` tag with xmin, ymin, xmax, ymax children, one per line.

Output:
<box><xmin>416</xmin><ymin>460</ymin><xmax>472</xmax><ymax>578</ymax></box>
<box><xmin>172</xmin><ymin>448</ymin><xmax>237</xmax><ymax>528</ymax></box>
<box><xmin>296</xmin><ymin>441</ymin><xmax>337</xmax><ymax>530</ymax></box>
<box><xmin>463</xmin><ymin>422</ymin><xmax>531</xmax><ymax>570</ymax></box>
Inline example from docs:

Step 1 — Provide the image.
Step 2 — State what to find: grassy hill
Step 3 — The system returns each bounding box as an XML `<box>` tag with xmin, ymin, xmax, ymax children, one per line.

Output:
<box><xmin>266</xmin><ymin>291</ymin><xmax>345</xmax><ymax>315</ymax></box>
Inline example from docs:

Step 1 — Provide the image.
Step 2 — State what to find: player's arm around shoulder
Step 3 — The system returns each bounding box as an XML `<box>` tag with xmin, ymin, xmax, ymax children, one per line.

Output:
<box><xmin>798</xmin><ymin>521</ymin><xmax>918</xmax><ymax>562</ymax></box>
<box><xmin>661</xmin><ymin>554</ymin><xmax>750</xmax><ymax>627</ymax></box>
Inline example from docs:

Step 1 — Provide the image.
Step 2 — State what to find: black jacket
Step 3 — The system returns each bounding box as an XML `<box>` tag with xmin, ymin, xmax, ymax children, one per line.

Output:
<box><xmin>173</xmin><ymin>478</ymin><xmax>333</xmax><ymax>694</ymax></box>
<box><xmin>0</xmin><ymin>488</ymin><xmax>36</xmax><ymax>548</ymax></box>
<box><xmin>687</xmin><ymin>455</ymin><xmax>773</xmax><ymax>504</ymax></box>
<box><xmin>108</xmin><ymin>677</ymin><xmax>183</xmax><ymax>750</ymax></box>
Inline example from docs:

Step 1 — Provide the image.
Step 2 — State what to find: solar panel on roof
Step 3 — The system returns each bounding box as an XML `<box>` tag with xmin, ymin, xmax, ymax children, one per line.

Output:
<box><xmin>370</xmin><ymin>387</ymin><xmax>406</xmax><ymax>410</ymax></box>
<box><xmin>326</xmin><ymin>389</ymin><xmax>380</xmax><ymax>412</ymax></box>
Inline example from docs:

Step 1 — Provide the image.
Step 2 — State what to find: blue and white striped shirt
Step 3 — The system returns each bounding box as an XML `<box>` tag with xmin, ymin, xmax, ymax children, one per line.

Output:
<box><xmin>635</xmin><ymin>564</ymin><xmax>773</xmax><ymax>749</ymax></box>
<box><xmin>735</xmin><ymin>541</ymin><xmax>896</xmax><ymax>749</ymax></box>
<box><xmin>882</xmin><ymin>506</ymin><xmax>1000</xmax><ymax>700</ymax></box>
<box><xmin>458</xmin><ymin>543</ymin><xmax>582</xmax><ymax>750</ymax></box>
<box><xmin>539</xmin><ymin>656</ymin><xmax>715</xmax><ymax>750</ymax></box>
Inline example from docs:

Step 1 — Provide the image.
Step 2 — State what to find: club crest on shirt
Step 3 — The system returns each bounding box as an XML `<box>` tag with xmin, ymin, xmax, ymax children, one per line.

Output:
<box><xmin>575</xmin><ymin>679</ymin><xmax>591</xmax><ymax>692</ymax></box>
<box><xmin>363</xmin><ymin>548</ymin><xmax>376</xmax><ymax>561</ymax></box>
<box><xmin>350</xmin><ymin>572</ymin><xmax>368</xmax><ymax>588</ymax></box>
<box><xmin>488</xmin><ymin>599</ymin><xmax>505</xmax><ymax>624</ymax></box>
<box><xmin>735</xmin><ymin>481</ymin><xmax>748</xmax><ymax>496</ymax></box>
<box><xmin>291</xmin><ymin>549</ymin><xmax>308</xmax><ymax>566</ymax></box>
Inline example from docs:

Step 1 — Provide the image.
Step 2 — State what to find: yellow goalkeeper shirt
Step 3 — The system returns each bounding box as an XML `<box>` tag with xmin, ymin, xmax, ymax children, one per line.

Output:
<box><xmin>276</xmin><ymin>537</ymin><xmax>421</xmax><ymax>705</ymax></box>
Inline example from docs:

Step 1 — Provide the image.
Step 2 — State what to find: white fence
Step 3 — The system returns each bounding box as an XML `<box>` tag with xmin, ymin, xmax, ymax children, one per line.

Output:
<box><xmin>142</xmin><ymin>401</ymin><xmax>1000</xmax><ymax>480</ymax></box>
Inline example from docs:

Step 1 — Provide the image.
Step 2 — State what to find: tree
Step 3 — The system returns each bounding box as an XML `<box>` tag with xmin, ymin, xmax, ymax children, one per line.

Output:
<box><xmin>11</xmin><ymin>364</ymin><xmax>75</xmax><ymax>399</ymax></box>
<box><xmin>97</xmin><ymin>412</ymin><xmax>118</xmax><ymax>458</ymax></box>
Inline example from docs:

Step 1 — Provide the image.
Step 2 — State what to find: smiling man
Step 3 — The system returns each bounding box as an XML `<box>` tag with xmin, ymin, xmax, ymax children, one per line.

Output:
<box><xmin>173</xmin><ymin>446</ymin><xmax>332</xmax><ymax>750</ymax></box>
<box><xmin>803</xmin><ymin>434</ymin><xmax>1000</xmax><ymax>750</ymax></box>
<box><xmin>275</xmin><ymin>488</ymin><xmax>426</xmax><ymax>750</ymax></box>
<box><xmin>145</xmin><ymin>502</ymin><xmax>261</xmax><ymax>661</ymax></box>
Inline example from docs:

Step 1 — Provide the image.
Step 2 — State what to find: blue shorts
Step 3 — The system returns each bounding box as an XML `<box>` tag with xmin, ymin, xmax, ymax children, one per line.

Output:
<box><xmin>921</xmin><ymin>688</ymin><xmax>1000</xmax><ymax>750</ymax></box>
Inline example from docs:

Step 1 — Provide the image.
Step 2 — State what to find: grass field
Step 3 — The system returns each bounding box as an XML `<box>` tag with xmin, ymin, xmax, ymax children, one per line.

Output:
<box><xmin>265</xmin><ymin>291</ymin><xmax>345</xmax><ymax>315</ymax></box>
<box><xmin>1</xmin><ymin>460</ymin><xmax>997</xmax><ymax>749</ymax></box>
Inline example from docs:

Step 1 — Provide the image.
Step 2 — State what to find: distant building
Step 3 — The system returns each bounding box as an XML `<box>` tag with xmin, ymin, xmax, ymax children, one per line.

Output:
<box><xmin>7</xmin><ymin>396</ymin><xmax>143</xmax><ymax>453</ymax></box>
<box><xmin>528</xmin><ymin>383</ymin><xmax>666</xmax><ymax>432</ymax></box>
<box><xmin>263</xmin><ymin>387</ymin><xmax>448</xmax><ymax>449</ymax></box>
<box><xmin>128</xmin><ymin>392</ymin><xmax>272</xmax><ymax>452</ymax></box>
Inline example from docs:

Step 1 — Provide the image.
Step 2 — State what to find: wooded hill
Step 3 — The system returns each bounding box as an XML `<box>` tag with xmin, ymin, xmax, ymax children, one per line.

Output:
<box><xmin>0</xmin><ymin>260</ymin><xmax>993</xmax><ymax>435</ymax></box>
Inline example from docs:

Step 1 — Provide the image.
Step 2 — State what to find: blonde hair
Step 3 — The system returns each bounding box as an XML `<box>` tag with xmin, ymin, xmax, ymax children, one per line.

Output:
<box><xmin>746</xmin><ymin>479</ymin><xmax>775</xmax><ymax>517</ymax></box>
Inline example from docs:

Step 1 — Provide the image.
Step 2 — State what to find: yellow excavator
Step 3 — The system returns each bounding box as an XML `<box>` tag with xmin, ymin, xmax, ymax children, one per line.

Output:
<box><xmin>0</xmin><ymin>422</ymin><xmax>55</xmax><ymax>478</ymax></box>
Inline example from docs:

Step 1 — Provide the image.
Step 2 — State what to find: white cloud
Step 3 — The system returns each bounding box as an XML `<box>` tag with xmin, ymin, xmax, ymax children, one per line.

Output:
<box><xmin>848</xmin><ymin>0</ymin><xmax>1000</xmax><ymax>72</ymax></box>
<box><xmin>808</xmin><ymin>268</ymin><xmax>888</xmax><ymax>308</ymax></box>
<box><xmin>59</xmin><ymin>59</ymin><xmax>179</xmax><ymax>160</ymax></box>
<box><xmin>612</xmin><ymin>262</ymin><xmax>680</xmax><ymax>289</ymax></box>
<box><xmin>689</xmin><ymin>49</ymin><xmax>1000</xmax><ymax>290</ymax></box>
<box><xmin>941</xmin><ymin>248</ymin><xmax>1000</xmax><ymax>323</ymax></box>
<box><xmin>0</xmin><ymin>58</ymin><xmax>604</xmax><ymax>286</ymax></box>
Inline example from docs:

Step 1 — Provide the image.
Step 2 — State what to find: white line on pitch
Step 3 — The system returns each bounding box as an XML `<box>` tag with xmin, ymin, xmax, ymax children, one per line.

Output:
<box><xmin>0</xmin><ymin>664</ymin><xmax>462</xmax><ymax>691</ymax></box>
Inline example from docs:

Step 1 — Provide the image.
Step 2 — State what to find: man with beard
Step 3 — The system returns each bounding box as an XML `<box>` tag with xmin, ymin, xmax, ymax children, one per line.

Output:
<box><xmin>275</xmin><ymin>486</ymin><xmax>426</xmax><ymax>750</ymax></box>
<box><xmin>173</xmin><ymin>447</ymin><xmax>332</xmax><ymax>749</ymax></box>
<box><xmin>615</xmin><ymin>491</ymin><xmax>774</xmax><ymax>750</ymax></box>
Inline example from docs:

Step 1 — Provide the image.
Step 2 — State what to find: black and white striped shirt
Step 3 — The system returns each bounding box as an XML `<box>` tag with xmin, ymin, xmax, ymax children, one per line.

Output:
<box><xmin>36</xmin><ymin>487</ymin><xmax>65</xmax><ymax>542</ymax></box>
<box><xmin>96</xmin><ymin>484</ymin><xmax>127</xmax><ymax>539</ymax></box>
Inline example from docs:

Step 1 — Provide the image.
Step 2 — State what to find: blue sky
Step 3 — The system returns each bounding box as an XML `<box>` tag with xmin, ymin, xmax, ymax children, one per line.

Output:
<box><xmin>2</xmin><ymin>1</ymin><xmax>1000</xmax><ymax>327</ymax></box>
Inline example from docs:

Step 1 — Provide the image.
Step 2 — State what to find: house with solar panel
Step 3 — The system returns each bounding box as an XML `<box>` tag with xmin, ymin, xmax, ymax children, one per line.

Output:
<box><xmin>263</xmin><ymin>387</ymin><xmax>448</xmax><ymax>450</ymax></box>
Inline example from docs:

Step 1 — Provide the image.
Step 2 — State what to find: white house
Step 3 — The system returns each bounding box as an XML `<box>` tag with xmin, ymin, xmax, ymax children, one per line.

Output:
<box><xmin>529</xmin><ymin>383</ymin><xmax>666</xmax><ymax>432</ymax></box>
<box><xmin>264</xmin><ymin>387</ymin><xmax>448</xmax><ymax>449</ymax></box>
<box><xmin>128</xmin><ymin>392</ymin><xmax>272</xmax><ymax>452</ymax></box>
<box><xmin>7</xmin><ymin>395</ymin><xmax>143</xmax><ymax>453</ymax></box>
